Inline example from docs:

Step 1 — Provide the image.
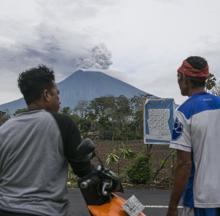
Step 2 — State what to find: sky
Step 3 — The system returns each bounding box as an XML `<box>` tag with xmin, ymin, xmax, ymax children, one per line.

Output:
<box><xmin>1</xmin><ymin>0</ymin><xmax>220</xmax><ymax>105</ymax></box>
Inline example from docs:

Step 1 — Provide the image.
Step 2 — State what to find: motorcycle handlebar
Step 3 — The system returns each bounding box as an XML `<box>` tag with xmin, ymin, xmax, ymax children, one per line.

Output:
<box><xmin>80</xmin><ymin>179</ymin><xmax>91</xmax><ymax>189</ymax></box>
<box><xmin>80</xmin><ymin>175</ymin><xmax>100</xmax><ymax>189</ymax></box>
<box><xmin>101</xmin><ymin>181</ymin><xmax>112</xmax><ymax>196</ymax></box>
<box><xmin>80</xmin><ymin>176</ymin><xmax>113</xmax><ymax>196</ymax></box>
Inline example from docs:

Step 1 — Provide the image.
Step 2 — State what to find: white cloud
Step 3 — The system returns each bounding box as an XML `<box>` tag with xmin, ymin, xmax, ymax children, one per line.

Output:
<box><xmin>1</xmin><ymin>0</ymin><xmax>220</xmax><ymax>105</ymax></box>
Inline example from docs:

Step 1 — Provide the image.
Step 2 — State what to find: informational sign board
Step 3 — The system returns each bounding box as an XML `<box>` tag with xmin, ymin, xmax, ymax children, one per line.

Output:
<box><xmin>123</xmin><ymin>195</ymin><xmax>145</xmax><ymax>216</ymax></box>
<box><xmin>144</xmin><ymin>98</ymin><xmax>175</xmax><ymax>144</ymax></box>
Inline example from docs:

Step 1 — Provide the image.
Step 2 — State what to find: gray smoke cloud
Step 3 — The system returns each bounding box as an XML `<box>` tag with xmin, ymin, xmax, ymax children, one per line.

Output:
<box><xmin>0</xmin><ymin>24</ymin><xmax>113</xmax><ymax>73</ymax></box>
<box><xmin>75</xmin><ymin>44</ymin><xmax>112</xmax><ymax>70</ymax></box>
<box><xmin>0</xmin><ymin>0</ymin><xmax>115</xmax><ymax>78</ymax></box>
<box><xmin>0</xmin><ymin>0</ymin><xmax>115</xmax><ymax>104</ymax></box>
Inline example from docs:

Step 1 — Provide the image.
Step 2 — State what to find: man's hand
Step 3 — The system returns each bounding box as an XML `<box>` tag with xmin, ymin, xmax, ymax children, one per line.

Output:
<box><xmin>166</xmin><ymin>206</ymin><xmax>178</xmax><ymax>216</ymax></box>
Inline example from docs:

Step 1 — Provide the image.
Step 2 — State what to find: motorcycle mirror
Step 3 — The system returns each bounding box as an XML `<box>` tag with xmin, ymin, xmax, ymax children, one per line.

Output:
<box><xmin>77</xmin><ymin>138</ymin><xmax>95</xmax><ymax>156</ymax></box>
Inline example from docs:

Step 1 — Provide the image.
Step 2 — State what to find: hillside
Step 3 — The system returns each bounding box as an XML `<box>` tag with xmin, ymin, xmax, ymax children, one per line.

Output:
<box><xmin>0</xmin><ymin>69</ymin><xmax>154</xmax><ymax>113</ymax></box>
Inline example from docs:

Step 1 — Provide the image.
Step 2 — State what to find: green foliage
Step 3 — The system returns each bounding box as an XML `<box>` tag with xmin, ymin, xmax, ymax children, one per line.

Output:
<box><xmin>14</xmin><ymin>108</ymin><xmax>28</xmax><ymax>115</ymax></box>
<box><xmin>67</xmin><ymin>165</ymin><xmax>77</xmax><ymax>188</ymax></box>
<box><xmin>81</xmin><ymin>95</ymin><xmax>146</xmax><ymax>140</ymax></box>
<box><xmin>12</xmin><ymin>95</ymin><xmax>147</xmax><ymax>140</ymax></box>
<box><xmin>211</xmin><ymin>84</ymin><xmax>220</xmax><ymax>96</ymax></box>
<box><xmin>127</xmin><ymin>155</ymin><xmax>152</xmax><ymax>184</ymax></box>
<box><xmin>204</xmin><ymin>74</ymin><xmax>220</xmax><ymax>96</ymax></box>
<box><xmin>106</xmin><ymin>151</ymin><xmax>120</xmax><ymax>165</ymax></box>
<box><xmin>106</xmin><ymin>146</ymin><xmax>135</xmax><ymax>166</ymax></box>
<box><xmin>0</xmin><ymin>111</ymin><xmax>10</xmax><ymax>125</ymax></box>
<box><xmin>60</xmin><ymin>106</ymin><xmax>72</xmax><ymax>115</ymax></box>
<box><xmin>206</xmin><ymin>73</ymin><xmax>216</xmax><ymax>90</ymax></box>
<box><xmin>119</xmin><ymin>146</ymin><xmax>135</xmax><ymax>160</ymax></box>
<box><xmin>85</xmin><ymin>95</ymin><xmax>133</xmax><ymax>140</ymax></box>
<box><xmin>106</xmin><ymin>145</ymin><xmax>135</xmax><ymax>176</ymax></box>
<box><xmin>74</xmin><ymin>100</ymin><xmax>89</xmax><ymax>118</ymax></box>
<box><xmin>48</xmin><ymin>95</ymin><xmax>148</xmax><ymax>140</ymax></box>
<box><xmin>152</xmin><ymin>149</ymin><xmax>175</xmax><ymax>181</ymax></box>
<box><xmin>128</xmin><ymin>95</ymin><xmax>146</xmax><ymax>140</ymax></box>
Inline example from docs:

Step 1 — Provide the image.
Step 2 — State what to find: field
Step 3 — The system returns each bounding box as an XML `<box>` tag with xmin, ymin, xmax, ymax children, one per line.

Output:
<box><xmin>74</xmin><ymin>140</ymin><xmax>176</xmax><ymax>189</ymax></box>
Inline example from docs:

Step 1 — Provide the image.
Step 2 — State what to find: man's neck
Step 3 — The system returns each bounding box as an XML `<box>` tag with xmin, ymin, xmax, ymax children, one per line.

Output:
<box><xmin>188</xmin><ymin>87</ymin><xmax>206</xmax><ymax>97</ymax></box>
<box><xmin>28</xmin><ymin>102</ymin><xmax>45</xmax><ymax>111</ymax></box>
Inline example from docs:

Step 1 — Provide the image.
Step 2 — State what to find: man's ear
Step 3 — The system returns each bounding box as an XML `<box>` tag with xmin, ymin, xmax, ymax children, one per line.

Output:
<box><xmin>42</xmin><ymin>89</ymin><xmax>51</xmax><ymax>102</ymax></box>
<box><xmin>185</xmin><ymin>77</ymin><xmax>192</xmax><ymax>88</ymax></box>
<box><xmin>182</xmin><ymin>75</ymin><xmax>190</xmax><ymax>87</ymax></box>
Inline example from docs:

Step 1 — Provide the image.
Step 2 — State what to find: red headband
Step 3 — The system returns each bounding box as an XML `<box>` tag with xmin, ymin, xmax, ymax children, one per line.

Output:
<box><xmin>177</xmin><ymin>60</ymin><xmax>209</xmax><ymax>79</ymax></box>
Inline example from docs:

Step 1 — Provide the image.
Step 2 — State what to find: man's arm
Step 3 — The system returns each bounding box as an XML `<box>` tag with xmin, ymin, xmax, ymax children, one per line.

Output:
<box><xmin>167</xmin><ymin>150</ymin><xmax>192</xmax><ymax>216</ymax></box>
<box><xmin>51</xmin><ymin>113</ymin><xmax>93</xmax><ymax>177</ymax></box>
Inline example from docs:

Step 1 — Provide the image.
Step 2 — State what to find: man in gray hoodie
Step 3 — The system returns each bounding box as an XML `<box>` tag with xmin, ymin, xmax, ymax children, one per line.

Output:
<box><xmin>0</xmin><ymin>65</ymin><xmax>93</xmax><ymax>216</ymax></box>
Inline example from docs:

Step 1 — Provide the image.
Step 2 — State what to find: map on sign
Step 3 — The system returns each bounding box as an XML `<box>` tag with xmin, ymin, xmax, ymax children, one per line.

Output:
<box><xmin>146</xmin><ymin>109</ymin><xmax>171</xmax><ymax>140</ymax></box>
<box><xmin>144</xmin><ymin>98</ymin><xmax>175</xmax><ymax>144</ymax></box>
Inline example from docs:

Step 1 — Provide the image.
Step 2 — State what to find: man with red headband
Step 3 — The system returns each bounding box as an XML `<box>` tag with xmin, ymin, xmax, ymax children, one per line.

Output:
<box><xmin>167</xmin><ymin>56</ymin><xmax>220</xmax><ymax>216</ymax></box>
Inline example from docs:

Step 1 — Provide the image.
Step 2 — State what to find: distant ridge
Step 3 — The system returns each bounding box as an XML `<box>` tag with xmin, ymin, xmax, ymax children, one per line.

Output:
<box><xmin>0</xmin><ymin>69</ymin><xmax>155</xmax><ymax>113</ymax></box>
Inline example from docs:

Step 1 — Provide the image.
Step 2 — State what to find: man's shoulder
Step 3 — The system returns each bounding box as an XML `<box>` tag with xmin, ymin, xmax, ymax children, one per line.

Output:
<box><xmin>177</xmin><ymin>93</ymin><xmax>220</xmax><ymax>119</ymax></box>
<box><xmin>50</xmin><ymin>112</ymin><xmax>77</xmax><ymax>128</ymax></box>
<box><xmin>50</xmin><ymin>112</ymin><xmax>72</xmax><ymax>121</ymax></box>
<box><xmin>177</xmin><ymin>98</ymin><xmax>195</xmax><ymax>120</ymax></box>
<box><xmin>49</xmin><ymin>112</ymin><xmax>81</xmax><ymax>146</ymax></box>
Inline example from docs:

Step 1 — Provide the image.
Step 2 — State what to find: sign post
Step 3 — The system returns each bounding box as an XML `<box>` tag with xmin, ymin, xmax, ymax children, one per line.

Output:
<box><xmin>144</xmin><ymin>98</ymin><xmax>175</xmax><ymax>144</ymax></box>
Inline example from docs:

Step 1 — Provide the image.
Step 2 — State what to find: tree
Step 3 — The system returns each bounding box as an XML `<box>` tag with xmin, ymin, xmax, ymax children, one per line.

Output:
<box><xmin>74</xmin><ymin>100</ymin><xmax>89</xmax><ymax>118</ymax></box>
<box><xmin>87</xmin><ymin>96</ymin><xmax>116</xmax><ymax>139</ymax></box>
<box><xmin>129</xmin><ymin>95</ymin><xmax>147</xmax><ymax>139</ymax></box>
<box><xmin>60</xmin><ymin>106</ymin><xmax>72</xmax><ymax>115</ymax></box>
<box><xmin>211</xmin><ymin>82</ymin><xmax>220</xmax><ymax>96</ymax></box>
<box><xmin>205</xmin><ymin>73</ymin><xmax>220</xmax><ymax>96</ymax></box>
<box><xmin>206</xmin><ymin>73</ymin><xmax>216</xmax><ymax>90</ymax></box>
<box><xmin>14</xmin><ymin>108</ymin><xmax>27</xmax><ymax>115</ymax></box>
<box><xmin>111</xmin><ymin>96</ymin><xmax>132</xmax><ymax>140</ymax></box>
<box><xmin>0</xmin><ymin>111</ymin><xmax>9</xmax><ymax>125</ymax></box>
<box><xmin>68</xmin><ymin>95</ymin><xmax>148</xmax><ymax>140</ymax></box>
<box><xmin>127</xmin><ymin>154</ymin><xmax>152</xmax><ymax>184</ymax></box>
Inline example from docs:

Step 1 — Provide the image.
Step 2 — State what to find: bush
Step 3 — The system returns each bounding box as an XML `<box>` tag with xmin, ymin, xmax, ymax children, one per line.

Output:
<box><xmin>67</xmin><ymin>166</ymin><xmax>77</xmax><ymax>188</ymax></box>
<box><xmin>127</xmin><ymin>155</ymin><xmax>152</xmax><ymax>184</ymax></box>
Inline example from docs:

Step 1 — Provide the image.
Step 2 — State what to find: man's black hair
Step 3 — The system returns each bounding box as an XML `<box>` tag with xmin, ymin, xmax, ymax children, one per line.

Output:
<box><xmin>186</xmin><ymin>56</ymin><xmax>208</xmax><ymax>70</ymax></box>
<box><xmin>186</xmin><ymin>56</ymin><xmax>208</xmax><ymax>88</ymax></box>
<box><xmin>18</xmin><ymin>65</ymin><xmax>55</xmax><ymax>105</ymax></box>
